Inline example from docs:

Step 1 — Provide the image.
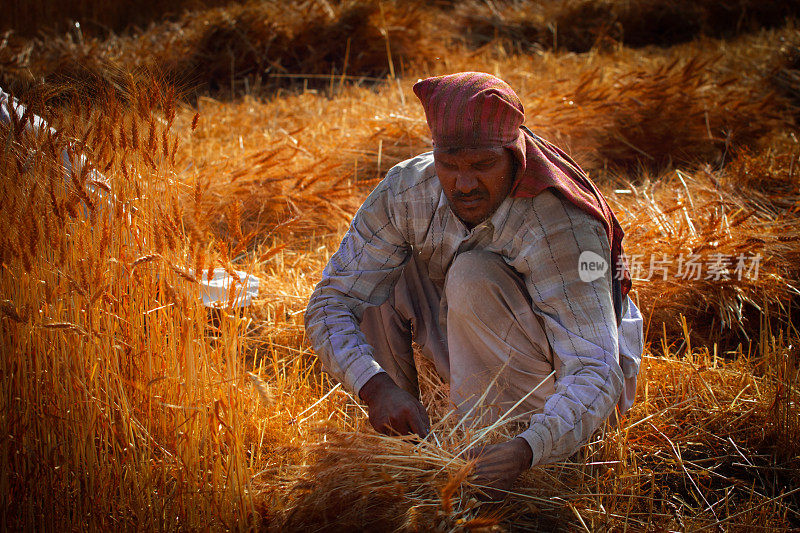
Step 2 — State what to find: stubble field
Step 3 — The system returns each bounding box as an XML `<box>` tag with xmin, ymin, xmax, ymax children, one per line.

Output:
<box><xmin>1</xmin><ymin>1</ymin><xmax>799</xmax><ymax>530</ymax></box>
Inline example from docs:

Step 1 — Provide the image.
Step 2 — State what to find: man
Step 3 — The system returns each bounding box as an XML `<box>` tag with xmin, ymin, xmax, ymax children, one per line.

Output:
<box><xmin>305</xmin><ymin>72</ymin><xmax>643</xmax><ymax>492</ymax></box>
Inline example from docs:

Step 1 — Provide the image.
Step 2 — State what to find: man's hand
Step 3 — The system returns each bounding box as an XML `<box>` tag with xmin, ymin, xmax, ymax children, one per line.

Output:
<box><xmin>359</xmin><ymin>373</ymin><xmax>430</xmax><ymax>437</ymax></box>
<box><xmin>465</xmin><ymin>437</ymin><xmax>533</xmax><ymax>498</ymax></box>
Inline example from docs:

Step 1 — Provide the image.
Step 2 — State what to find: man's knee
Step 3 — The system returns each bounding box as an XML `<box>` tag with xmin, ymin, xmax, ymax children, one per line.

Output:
<box><xmin>445</xmin><ymin>251</ymin><xmax>510</xmax><ymax>310</ymax></box>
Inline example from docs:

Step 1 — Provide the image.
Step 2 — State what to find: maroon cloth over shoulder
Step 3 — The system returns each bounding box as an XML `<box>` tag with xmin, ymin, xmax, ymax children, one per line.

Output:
<box><xmin>412</xmin><ymin>72</ymin><xmax>632</xmax><ymax>306</ymax></box>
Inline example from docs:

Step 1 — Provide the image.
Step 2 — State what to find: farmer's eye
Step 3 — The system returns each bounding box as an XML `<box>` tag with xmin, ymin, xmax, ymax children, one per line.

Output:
<box><xmin>473</xmin><ymin>159</ymin><xmax>497</xmax><ymax>170</ymax></box>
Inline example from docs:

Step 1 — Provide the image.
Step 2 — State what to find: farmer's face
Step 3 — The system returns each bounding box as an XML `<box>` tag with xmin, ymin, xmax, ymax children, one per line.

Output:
<box><xmin>435</xmin><ymin>147</ymin><xmax>516</xmax><ymax>228</ymax></box>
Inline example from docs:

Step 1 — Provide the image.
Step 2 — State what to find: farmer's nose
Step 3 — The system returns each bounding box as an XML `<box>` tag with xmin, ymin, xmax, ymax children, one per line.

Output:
<box><xmin>454</xmin><ymin>172</ymin><xmax>479</xmax><ymax>193</ymax></box>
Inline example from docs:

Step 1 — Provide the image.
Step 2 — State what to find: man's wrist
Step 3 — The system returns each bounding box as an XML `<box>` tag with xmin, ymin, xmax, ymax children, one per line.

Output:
<box><xmin>516</xmin><ymin>428</ymin><xmax>544</xmax><ymax>468</ymax></box>
<box><xmin>358</xmin><ymin>371</ymin><xmax>395</xmax><ymax>404</ymax></box>
<box><xmin>514</xmin><ymin>436</ymin><xmax>533</xmax><ymax>470</ymax></box>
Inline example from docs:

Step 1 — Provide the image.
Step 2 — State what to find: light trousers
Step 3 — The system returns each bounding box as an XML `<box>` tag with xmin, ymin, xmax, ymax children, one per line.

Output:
<box><xmin>360</xmin><ymin>250</ymin><xmax>560</xmax><ymax>424</ymax></box>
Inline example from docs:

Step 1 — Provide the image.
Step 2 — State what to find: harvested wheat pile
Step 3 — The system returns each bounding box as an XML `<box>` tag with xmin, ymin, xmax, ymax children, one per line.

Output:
<box><xmin>610</xmin><ymin>160</ymin><xmax>800</xmax><ymax>343</ymax></box>
<box><xmin>515</xmin><ymin>47</ymin><xmax>790</xmax><ymax>175</ymax></box>
<box><xmin>456</xmin><ymin>0</ymin><xmax>800</xmax><ymax>53</ymax></box>
<box><xmin>1</xmin><ymin>0</ymin><xmax>445</xmax><ymax>99</ymax></box>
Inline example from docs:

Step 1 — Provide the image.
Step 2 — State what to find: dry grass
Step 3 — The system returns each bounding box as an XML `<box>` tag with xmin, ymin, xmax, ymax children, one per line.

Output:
<box><xmin>2</xmin><ymin>1</ymin><xmax>800</xmax><ymax>531</ymax></box>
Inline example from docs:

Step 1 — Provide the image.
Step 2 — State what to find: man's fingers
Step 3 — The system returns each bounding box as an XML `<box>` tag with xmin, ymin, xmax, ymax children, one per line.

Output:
<box><xmin>411</xmin><ymin>403</ymin><xmax>430</xmax><ymax>437</ymax></box>
<box><xmin>396</xmin><ymin>417</ymin><xmax>413</xmax><ymax>435</ymax></box>
<box><xmin>387</xmin><ymin>409</ymin><xmax>415</xmax><ymax>436</ymax></box>
<box><xmin>367</xmin><ymin>394</ymin><xmax>430</xmax><ymax>437</ymax></box>
<box><xmin>371</xmin><ymin>414</ymin><xmax>405</xmax><ymax>436</ymax></box>
<box><xmin>409</xmin><ymin>412</ymin><xmax>428</xmax><ymax>437</ymax></box>
<box><xmin>389</xmin><ymin>400</ymin><xmax>428</xmax><ymax>437</ymax></box>
<box><xmin>371</xmin><ymin>418</ymin><xmax>390</xmax><ymax>435</ymax></box>
<box><xmin>472</xmin><ymin>454</ymin><xmax>506</xmax><ymax>469</ymax></box>
<box><xmin>463</xmin><ymin>445</ymin><xmax>487</xmax><ymax>461</ymax></box>
<box><xmin>380</xmin><ymin>419</ymin><xmax>402</xmax><ymax>436</ymax></box>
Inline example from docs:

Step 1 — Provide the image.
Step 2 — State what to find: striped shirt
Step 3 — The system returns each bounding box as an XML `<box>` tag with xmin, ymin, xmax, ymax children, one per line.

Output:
<box><xmin>305</xmin><ymin>152</ymin><xmax>644</xmax><ymax>466</ymax></box>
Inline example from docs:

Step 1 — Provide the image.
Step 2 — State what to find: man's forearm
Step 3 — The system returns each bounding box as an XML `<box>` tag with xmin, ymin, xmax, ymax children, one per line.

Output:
<box><xmin>517</xmin><ymin>360</ymin><xmax>623</xmax><ymax>466</ymax></box>
<box><xmin>304</xmin><ymin>288</ymin><xmax>385</xmax><ymax>393</ymax></box>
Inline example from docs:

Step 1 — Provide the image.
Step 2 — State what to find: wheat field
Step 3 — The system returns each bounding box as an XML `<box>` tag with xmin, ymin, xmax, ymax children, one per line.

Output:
<box><xmin>1</xmin><ymin>1</ymin><xmax>799</xmax><ymax>531</ymax></box>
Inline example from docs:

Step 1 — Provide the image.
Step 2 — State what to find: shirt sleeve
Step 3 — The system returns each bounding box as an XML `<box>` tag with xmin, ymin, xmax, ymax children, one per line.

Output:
<box><xmin>509</xmin><ymin>192</ymin><xmax>624</xmax><ymax>466</ymax></box>
<box><xmin>304</xmin><ymin>171</ymin><xmax>411</xmax><ymax>395</ymax></box>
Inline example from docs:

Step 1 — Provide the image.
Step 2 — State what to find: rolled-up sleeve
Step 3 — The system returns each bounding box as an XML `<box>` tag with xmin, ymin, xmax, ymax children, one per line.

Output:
<box><xmin>304</xmin><ymin>173</ymin><xmax>410</xmax><ymax>394</ymax></box>
<box><xmin>510</xmin><ymin>192</ymin><xmax>624</xmax><ymax>466</ymax></box>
